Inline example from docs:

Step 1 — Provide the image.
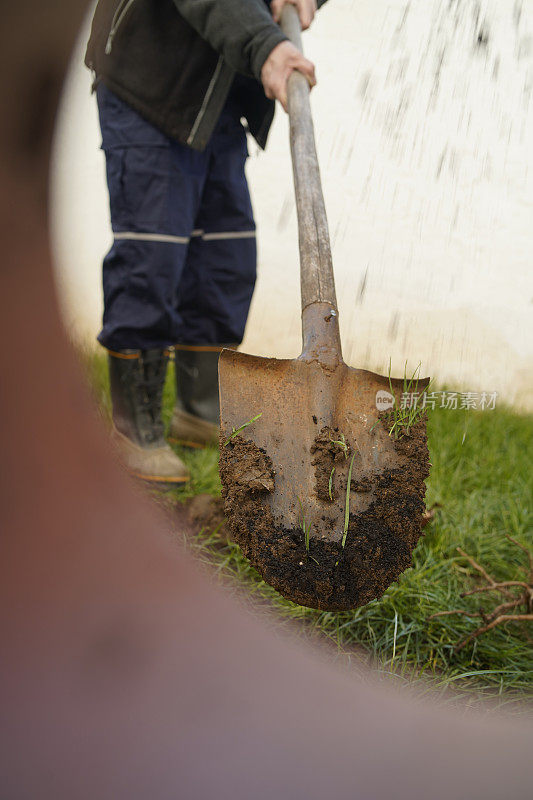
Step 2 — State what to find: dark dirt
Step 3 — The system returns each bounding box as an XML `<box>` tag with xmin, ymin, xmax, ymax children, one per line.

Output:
<box><xmin>187</xmin><ymin>494</ymin><xmax>231</xmax><ymax>543</ymax></box>
<box><xmin>310</xmin><ymin>426</ymin><xmax>350</xmax><ymax>501</ymax></box>
<box><xmin>220</xmin><ymin>419</ymin><xmax>430</xmax><ymax>612</ymax></box>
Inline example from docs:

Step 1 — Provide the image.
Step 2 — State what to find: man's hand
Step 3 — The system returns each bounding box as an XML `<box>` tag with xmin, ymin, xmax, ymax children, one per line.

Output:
<box><xmin>271</xmin><ymin>0</ymin><xmax>317</xmax><ymax>31</ymax></box>
<box><xmin>261</xmin><ymin>40</ymin><xmax>316</xmax><ymax>111</ymax></box>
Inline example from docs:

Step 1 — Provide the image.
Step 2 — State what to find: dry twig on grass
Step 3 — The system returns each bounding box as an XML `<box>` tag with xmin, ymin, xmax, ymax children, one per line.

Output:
<box><xmin>421</xmin><ymin>503</ymin><xmax>442</xmax><ymax>529</ymax></box>
<box><xmin>429</xmin><ymin>536</ymin><xmax>533</xmax><ymax>651</ymax></box>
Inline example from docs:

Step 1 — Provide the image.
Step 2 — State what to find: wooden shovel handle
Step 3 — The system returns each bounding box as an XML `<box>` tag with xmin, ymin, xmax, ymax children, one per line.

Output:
<box><xmin>280</xmin><ymin>5</ymin><xmax>342</xmax><ymax>364</ymax></box>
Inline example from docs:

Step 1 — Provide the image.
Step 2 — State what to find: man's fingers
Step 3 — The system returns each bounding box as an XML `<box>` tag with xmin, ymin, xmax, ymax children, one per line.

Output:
<box><xmin>296</xmin><ymin>0</ymin><xmax>316</xmax><ymax>30</ymax></box>
<box><xmin>271</xmin><ymin>0</ymin><xmax>317</xmax><ymax>29</ymax></box>
<box><xmin>293</xmin><ymin>53</ymin><xmax>316</xmax><ymax>86</ymax></box>
<box><xmin>296</xmin><ymin>56</ymin><xmax>316</xmax><ymax>87</ymax></box>
<box><xmin>260</xmin><ymin>41</ymin><xmax>316</xmax><ymax>113</ymax></box>
<box><xmin>278</xmin><ymin>84</ymin><xmax>288</xmax><ymax>113</ymax></box>
<box><xmin>295</xmin><ymin>0</ymin><xmax>310</xmax><ymax>30</ymax></box>
<box><xmin>270</xmin><ymin>0</ymin><xmax>285</xmax><ymax>24</ymax></box>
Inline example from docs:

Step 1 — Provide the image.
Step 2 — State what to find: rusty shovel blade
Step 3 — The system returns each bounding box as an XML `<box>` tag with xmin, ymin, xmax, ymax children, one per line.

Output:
<box><xmin>219</xmin><ymin>350</ymin><xmax>430</xmax><ymax>611</ymax></box>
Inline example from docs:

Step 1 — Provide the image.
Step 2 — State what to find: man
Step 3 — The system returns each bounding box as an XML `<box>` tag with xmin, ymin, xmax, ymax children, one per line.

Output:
<box><xmin>86</xmin><ymin>0</ymin><xmax>325</xmax><ymax>484</ymax></box>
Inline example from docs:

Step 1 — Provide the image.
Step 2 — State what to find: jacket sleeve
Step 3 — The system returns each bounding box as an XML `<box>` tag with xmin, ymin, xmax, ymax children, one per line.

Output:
<box><xmin>172</xmin><ymin>0</ymin><xmax>288</xmax><ymax>80</ymax></box>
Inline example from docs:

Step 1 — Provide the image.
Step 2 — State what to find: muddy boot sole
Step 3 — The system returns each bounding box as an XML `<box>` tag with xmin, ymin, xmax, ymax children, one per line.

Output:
<box><xmin>111</xmin><ymin>428</ymin><xmax>190</xmax><ymax>484</ymax></box>
<box><xmin>168</xmin><ymin>407</ymin><xmax>219</xmax><ymax>449</ymax></box>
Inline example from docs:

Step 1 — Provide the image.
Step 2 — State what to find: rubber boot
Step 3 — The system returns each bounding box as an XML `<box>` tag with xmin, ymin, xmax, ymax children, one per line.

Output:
<box><xmin>168</xmin><ymin>345</ymin><xmax>235</xmax><ymax>448</ymax></box>
<box><xmin>108</xmin><ymin>349</ymin><xmax>189</xmax><ymax>484</ymax></box>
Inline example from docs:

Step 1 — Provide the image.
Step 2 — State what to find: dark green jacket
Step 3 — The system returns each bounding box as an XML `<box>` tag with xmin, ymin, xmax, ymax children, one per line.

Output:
<box><xmin>86</xmin><ymin>0</ymin><xmax>327</xmax><ymax>151</ymax></box>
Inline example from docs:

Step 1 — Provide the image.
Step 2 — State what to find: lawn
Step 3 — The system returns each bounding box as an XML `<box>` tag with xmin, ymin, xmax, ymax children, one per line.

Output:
<box><xmin>83</xmin><ymin>349</ymin><xmax>533</xmax><ymax>709</ymax></box>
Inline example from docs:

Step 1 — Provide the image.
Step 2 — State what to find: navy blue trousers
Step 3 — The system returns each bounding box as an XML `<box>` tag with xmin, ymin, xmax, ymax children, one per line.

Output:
<box><xmin>97</xmin><ymin>84</ymin><xmax>257</xmax><ymax>350</ymax></box>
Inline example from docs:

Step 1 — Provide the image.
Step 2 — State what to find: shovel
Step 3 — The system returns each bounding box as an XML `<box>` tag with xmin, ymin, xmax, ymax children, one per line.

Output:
<box><xmin>219</xmin><ymin>6</ymin><xmax>430</xmax><ymax>611</ymax></box>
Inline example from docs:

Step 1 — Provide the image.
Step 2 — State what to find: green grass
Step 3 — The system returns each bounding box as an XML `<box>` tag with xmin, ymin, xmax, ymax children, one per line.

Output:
<box><xmin>328</xmin><ymin>467</ymin><xmax>335</xmax><ymax>500</ymax></box>
<box><xmin>330</xmin><ymin>432</ymin><xmax>349</xmax><ymax>457</ymax></box>
<box><xmin>386</xmin><ymin>361</ymin><xmax>428</xmax><ymax>439</ymax></box>
<box><xmin>342</xmin><ymin>451</ymin><xmax>357</xmax><ymax>548</ymax></box>
<box><xmin>84</xmin><ymin>348</ymin><xmax>533</xmax><ymax>708</ymax></box>
<box><xmin>224</xmin><ymin>413</ymin><xmax>263</xmax><ymax>446</ymax></box>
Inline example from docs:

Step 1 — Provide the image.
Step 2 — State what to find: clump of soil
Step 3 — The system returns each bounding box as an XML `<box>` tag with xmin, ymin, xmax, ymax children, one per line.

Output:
<box><xmin>187</xmin><ymin>494</ymin><xmax>231</xmax><ymax>543</ymax></box>
<box><xmin>219</xmin><ymin>437</ymin><xmax>276</xmax><ymax>559</ymax></box>
<box><xmin>378</xmin><ymin>409</ymin><xmax>425</xmax><ymax>452</ymax></box>
<box><xmin>310</xmin><ymin>426</ymin><xmax>350</xmax><ymax>501</ymax></box>
<box><xmin>220</xmin><ymin>420</ymin><xmax>430</xmax><ymax>612</ymax></box>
